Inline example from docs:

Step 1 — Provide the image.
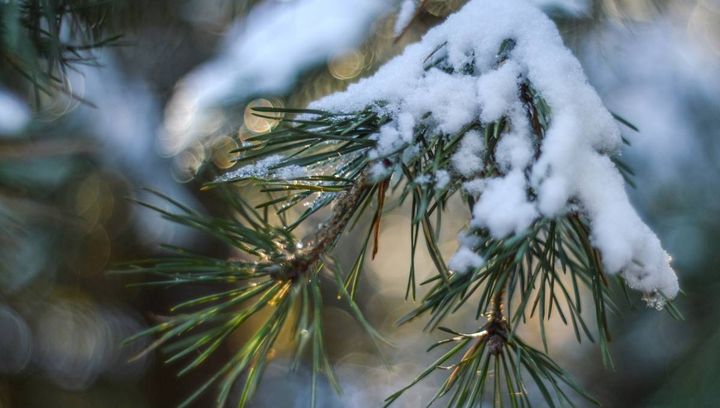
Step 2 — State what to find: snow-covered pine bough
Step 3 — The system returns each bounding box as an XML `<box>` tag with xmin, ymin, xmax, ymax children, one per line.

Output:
<box><xmin>125</xmin><ymin>0</ymin><xmax>681</xmax><ymax>406</ymax></box>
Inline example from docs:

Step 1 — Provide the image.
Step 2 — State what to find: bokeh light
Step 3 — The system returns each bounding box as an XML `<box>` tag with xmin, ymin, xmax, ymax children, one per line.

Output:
<box><xmin>602</xmin><ymin>0</ymin><xmax>658</xmax><ymax>21</ymax></box>
<box><xmin>211</xmin><ymin>135</ymin><xmax>240</xmax><ymax>169</ymax></box>
<box><xmin>73</xmin><ymin>173</ymin><xmax>115</xmax><ymax>233</ymax></box>
<box><xmin>32</xmin><ymin>297</ymin><xmax>149</xmax><ymax>391</ymax></box>
<box><xmin>36</xmin><ymin>73</ymin><xmax>86</xmax><ymax>122</ymax></box>
<box><xmin>243</xmin><ymin>98</ymin><xmax>282</xmax><ymax>134</ymax></box>
<box><xmin>328</xmin><ymin>49</ymin><xmax>366</xmax><ymax>80</ymax></box>
<box><xmin>171</xmin><ymin>143</ymin><xmax>206</xmax><ymax>183</ymax></box>
<box><xmin>160</xmin><ymin>84</ymin><xmax>200</xmax><ymax>155</ymax></box>
<box><xmin>0</xmin><ymin>305</ymin><xmax>32</xmax><ymax>374</ymax></box>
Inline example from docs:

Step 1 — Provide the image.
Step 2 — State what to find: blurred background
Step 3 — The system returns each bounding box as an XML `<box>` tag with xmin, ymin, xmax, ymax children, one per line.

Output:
<box><xmin>0</xmin><ymin>0</ymin><xmax>718</xmax><ymax>406</ymax></box>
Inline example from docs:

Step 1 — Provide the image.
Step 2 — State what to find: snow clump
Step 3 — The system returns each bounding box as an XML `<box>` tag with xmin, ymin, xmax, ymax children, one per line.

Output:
<box><xmin>310</xmin><ymin>0</ymin><xmax>679</xmax><ymax>302</ymax></box>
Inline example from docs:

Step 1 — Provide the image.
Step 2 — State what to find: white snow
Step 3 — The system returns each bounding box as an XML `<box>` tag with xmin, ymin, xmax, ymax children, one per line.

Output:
<box><xmin>310</xmin><ymin>0</ymin><xmax>679</xmax><ymax>301</ymax></box>
<box><xmin>414</xmin><ymin>174</ymin><xmax>431</xmax><ymax>185</ymax></box>
<box><xmin>495</xmin><ymin>113</ymin><xmax>534</xmax><ymax>171</ymax></box>
<box><xmin>435</xmin><ymin>170</ymin><xmax>450</xmax><ymax>190</ymax></box>
<box><xmin>477</xmin><ymin>61</ymin><xmax>522</xmax><ymax>123</ymax></box>
<box><xmin>394</xmin><ymin>0</ymin><xmax>417</xmax><ymax>37</ymax></box>
<box><xmin>451</xmin><ymin>129</ymin><xmax>485</xmax><ymax>177</ymax></box>
<box><xmin>471</xmin><ymin>170</ymin><xmax>539</xmax><ymax>237</ymax></box>
<box><xmin>369</xmin><ymin>161</ymin><xmax>391</xmax><ymax>181</ymax></box>
<box><xmin>449</xmin><ymin>246</ymin><xmax>485</xmax><ymax>274</ymax></box>
<box><xmin>463</xmin><ymin>179</ymin><xmax>487</xmax><ymax>196</ymax></box>
<box><xmin>0</xmin><ymin>88</ymin><xmax>30</xmax><ymax>136</ymax></box>
<box><xmin>162</xmin><ymin>0</ymin><xmax>395</xmax><ymax>155</ymax></box>
<box><xmin>529</xmin><ymin>0</ymin><xmax>590</xmax><ymax>16</ymax></box>
<box><xmin>215</xmin><ymin>155</ymin><xmax>306</xmax><ymax>182</ymax></box>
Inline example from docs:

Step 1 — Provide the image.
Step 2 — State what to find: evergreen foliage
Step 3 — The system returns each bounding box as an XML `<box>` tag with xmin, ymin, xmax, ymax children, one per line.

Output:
<box><xmin>120</xmin><ymin>38</ymin><xmax>681</xmax><ymax>406</ymax></box>
<box><xmin>0</xmin><ymin>0</ymin><xmax>122</xmax><ymax>98</ymax></box>
<box><xmin>0</xmin><ymin>0</ymin><xmax>698</xmax><ymax>407</ymax></box>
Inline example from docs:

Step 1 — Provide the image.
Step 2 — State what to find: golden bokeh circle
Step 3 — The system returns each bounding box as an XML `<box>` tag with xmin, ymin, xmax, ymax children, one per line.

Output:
<box><xmin>211</xmin><ymin>136</ymin><xmax>240</xmax><ymax>169</ymax></box>
<box><xmin>244</xmin><ymin>98</ymin><xmax>280</xmax><ymax>134</ymax></box>
<box><xmin>328</xmin><ymin>49</ymin><xmax>366</xmax><ymax>80</ymax></box>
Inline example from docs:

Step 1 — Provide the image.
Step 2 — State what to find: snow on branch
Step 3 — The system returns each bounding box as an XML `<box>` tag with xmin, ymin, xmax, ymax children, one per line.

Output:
<box><xmin>311</xmin><ymin>0</ymin><xmax>679</xmax><ymax>302</ymax></box>
<box><xmin>393</xmin><ymin>0</ymin><xmax>418</xmax><ymax>37</ymax></box>
<box><xmin>529</xmin><ymin>0</ymin><xmax>590</xmax><ymax>16</ymax></box>
<box><xmin>162</xmin><ymin>0</ymin><xmax>396</xmax><ymax>155</ymax></box>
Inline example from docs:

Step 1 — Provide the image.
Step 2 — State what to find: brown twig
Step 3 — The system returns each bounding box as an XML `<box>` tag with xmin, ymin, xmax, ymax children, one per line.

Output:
<box><xmin>278</xmin><ymin>172</ymin><xmax>370</xmax><ymax>280</ymax></box>
<box><xmin>371</xmin><ymin>179</ymin><xmax>389</xmax><ymax>259</ymax></box>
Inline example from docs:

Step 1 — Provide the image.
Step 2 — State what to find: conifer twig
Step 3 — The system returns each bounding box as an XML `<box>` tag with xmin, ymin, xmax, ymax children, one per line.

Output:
<box><xmin>280</xmin><ymin>172</ymin><xmax>369</xmax><ymax>280</ymax></box>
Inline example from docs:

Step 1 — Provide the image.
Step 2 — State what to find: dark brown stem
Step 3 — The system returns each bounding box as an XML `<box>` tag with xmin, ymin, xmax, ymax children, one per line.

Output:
<box><xmin>485</xmin><ymin>262</ymin><xmax>511</xmax><ymax>355</ymax></box>
<box><xmin>307</xmin><ymin>172</ymin><xmax>369</xmax><ymax>258</ymax></box>
<box><xmin>489</xmin><ymin>287</ymin><xmax>505</xmax><ymax>323</ymax></box>
<box><xmin>278</xmin><ymin>172</ymin><xmax>369</xmax><ymax>280</ymax></box>
<box><xmin>520</xmin><ymin>83</ymin><xmax>545</xmax><ymax>149</ymax></box>
<box><xmin>485</xmin><ymin>289</ymin><xmax>508</xmax><ymax>355</ymax></box>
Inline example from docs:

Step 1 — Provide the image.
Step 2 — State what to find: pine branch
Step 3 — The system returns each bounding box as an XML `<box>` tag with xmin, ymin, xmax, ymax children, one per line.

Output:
<box><xmin>116</xmin><ymin>174</ymin><xmax>387</xmax><ymax>406</ymax></box>
<box><xmin>123</xmin><ymin>2</ymin><xmax>682</xmax><ymax>406</ymax></box>
<box><xmin>0</xmin><ymin>0</ymin><xmax>123</xmax><ymax>98</ymax></box>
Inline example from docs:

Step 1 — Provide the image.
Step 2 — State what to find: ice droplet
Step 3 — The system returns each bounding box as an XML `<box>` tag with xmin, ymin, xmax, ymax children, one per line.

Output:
<box><xmin>642</xmin><ymin>291</ymin><xmax>666</xmax><ymax>311</ymax></box>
